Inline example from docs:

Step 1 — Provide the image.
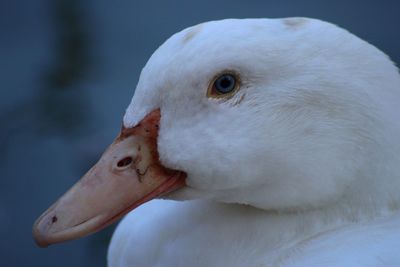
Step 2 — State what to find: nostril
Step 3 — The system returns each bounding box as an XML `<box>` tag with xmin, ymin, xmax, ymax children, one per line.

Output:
<box><xmin>117</xmin><ymin>157</ymin><xmax>133</xmax><ymax>168</ymax></box>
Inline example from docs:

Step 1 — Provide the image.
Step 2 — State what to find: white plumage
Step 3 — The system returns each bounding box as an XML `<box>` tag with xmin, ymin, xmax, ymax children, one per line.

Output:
<box><xmin>109</xmin><ymin>18</ymin><xmax>400</xmax><ymax>266</ymax></box>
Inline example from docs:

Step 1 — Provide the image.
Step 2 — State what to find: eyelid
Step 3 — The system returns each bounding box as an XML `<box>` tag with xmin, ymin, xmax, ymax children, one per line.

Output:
<box><xmin>207</xmin><ymin>70</ymin><xmax>241</xmax><ymax>99</ymax></box>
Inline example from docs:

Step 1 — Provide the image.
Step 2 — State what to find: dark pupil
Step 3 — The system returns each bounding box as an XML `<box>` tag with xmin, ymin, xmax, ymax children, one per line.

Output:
<box><xmin>117</xmin><ymin>157</ymin><xmax>133</xmax><ymax>167</ymax></box>
<box><xmin>215</xmin><ymin>75</ymin><xmax>235</xmax><ymax>94</ymax></box>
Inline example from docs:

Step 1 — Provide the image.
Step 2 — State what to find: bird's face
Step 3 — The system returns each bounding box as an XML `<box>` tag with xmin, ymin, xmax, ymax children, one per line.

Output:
<box><xmin>34</xmin><ymin>18</ymin><xmax>391</xmax><ymax>246</ymax></box>
<box><xmin>128</xmin><ymin>18</ymin><xmax>379</xmax><ymax>209</ymax></box>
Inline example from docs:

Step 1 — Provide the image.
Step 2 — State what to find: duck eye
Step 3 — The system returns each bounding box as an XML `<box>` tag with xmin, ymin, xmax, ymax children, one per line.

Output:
<box><xmin>214</xmin><ymin>74</ymin><xmax>236</xmax><ymax>94</ymax></box>
<box><xmin>207</xmin><ymin>71</ymin><xmax>240</xmax><ymax>99</ymax></box>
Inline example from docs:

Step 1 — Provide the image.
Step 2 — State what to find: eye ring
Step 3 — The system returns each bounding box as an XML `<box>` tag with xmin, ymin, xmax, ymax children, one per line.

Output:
<box><xmin>207</xmin><ymin>71</ymin><xmax>240</xmax><ymax>98</ymax></box>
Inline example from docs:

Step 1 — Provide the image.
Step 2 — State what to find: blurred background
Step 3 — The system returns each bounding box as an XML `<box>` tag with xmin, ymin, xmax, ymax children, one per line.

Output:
<box><xmin>0</xmin><ymin>0</ymin><xmax>399</xmax><ymax>266</ymax></box>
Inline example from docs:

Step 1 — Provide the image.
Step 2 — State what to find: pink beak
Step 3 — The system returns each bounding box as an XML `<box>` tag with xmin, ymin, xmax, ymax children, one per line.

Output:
<box><xmin>33</xmin><ymin>109</ymin><xmax>186</xmax><ymax>247</ymax></box>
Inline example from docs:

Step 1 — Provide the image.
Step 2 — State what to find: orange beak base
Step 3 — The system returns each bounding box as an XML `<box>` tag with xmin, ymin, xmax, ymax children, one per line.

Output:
<box><xmin>33</xmin><ymin>110</ymin><xmax>186</xmax><ymax>247</ymax></box>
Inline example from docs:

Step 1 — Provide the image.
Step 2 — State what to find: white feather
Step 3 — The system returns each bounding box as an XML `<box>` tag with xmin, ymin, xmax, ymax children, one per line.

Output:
<box><xmin>111</xmin><ymin>18</ymin><xmax>400</xmax><ymax>266</ymax></box>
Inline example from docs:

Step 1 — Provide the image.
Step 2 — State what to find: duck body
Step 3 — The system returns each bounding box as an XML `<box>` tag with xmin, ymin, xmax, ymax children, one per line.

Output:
<box><xmin>32</xmin><ymin>17</ymin><xmax>400</xmax><ymax>267</ymax></box>
<box><xmin>108</xmin><ymin>18</ymin><xmax>400</xmax><ymax>267</ymax></box>
<box><xmin>109</xmin><ymin>200</ymin><xmax>400</xmax><ymax>267</ymax></box>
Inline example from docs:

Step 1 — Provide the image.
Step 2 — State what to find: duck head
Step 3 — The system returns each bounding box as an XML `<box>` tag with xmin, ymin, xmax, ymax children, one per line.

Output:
<box><xmin>33</xmin><ymin>18</ymin><xmax>400</xmax><ymax>247</ymax></box>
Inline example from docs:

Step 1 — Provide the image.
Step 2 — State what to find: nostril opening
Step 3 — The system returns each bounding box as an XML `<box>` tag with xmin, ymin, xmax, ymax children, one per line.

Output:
<box><xmin>52</xmin><ymin>216</ymin><xmax>58</xmax><ymax>223</ymax></box>
<box><xmin>117</xmin><ymin>157</ymin><xmax>133</xmax><ymax>168</ymax></box>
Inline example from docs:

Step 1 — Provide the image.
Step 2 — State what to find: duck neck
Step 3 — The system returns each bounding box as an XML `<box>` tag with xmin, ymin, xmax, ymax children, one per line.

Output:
<box><xmin>222</xmin><ymin>201</ymin><xmax>392</xmax><ymax>265</ymax></box>
<box><xmin>252</xmin><ymin>196</ymin><xmax>398</xmax><ymax>249</ymax></box>
<box><xmin>215</xmin><ymin>180</ymin><xmax>400</xmax><ymax>254</ymax></box>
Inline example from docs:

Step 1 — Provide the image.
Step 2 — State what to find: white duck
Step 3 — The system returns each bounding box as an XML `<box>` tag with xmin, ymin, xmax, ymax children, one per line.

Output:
<box><xmin>33</xmin><ymin>18</ymin><xmax>400</xmax><ymax>266</ymax></box>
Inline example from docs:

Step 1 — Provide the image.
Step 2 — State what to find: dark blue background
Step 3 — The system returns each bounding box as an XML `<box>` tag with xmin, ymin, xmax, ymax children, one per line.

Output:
<box><xmin>1</xmin><ymin>1</ymin><xmax>399</xmax><ymax>266</ymax></box>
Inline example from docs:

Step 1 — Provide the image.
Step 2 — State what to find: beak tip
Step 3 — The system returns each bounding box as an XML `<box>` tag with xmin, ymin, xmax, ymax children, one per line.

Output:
<box><xmin>32</xmin><ymin>217</ymin><xmax>51</xmax><ymax>248</ymax></box>
<box><xmin>32</xmin><ymin>228</ymin><xmax>50</xmax><ymax>248</ymax></box>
